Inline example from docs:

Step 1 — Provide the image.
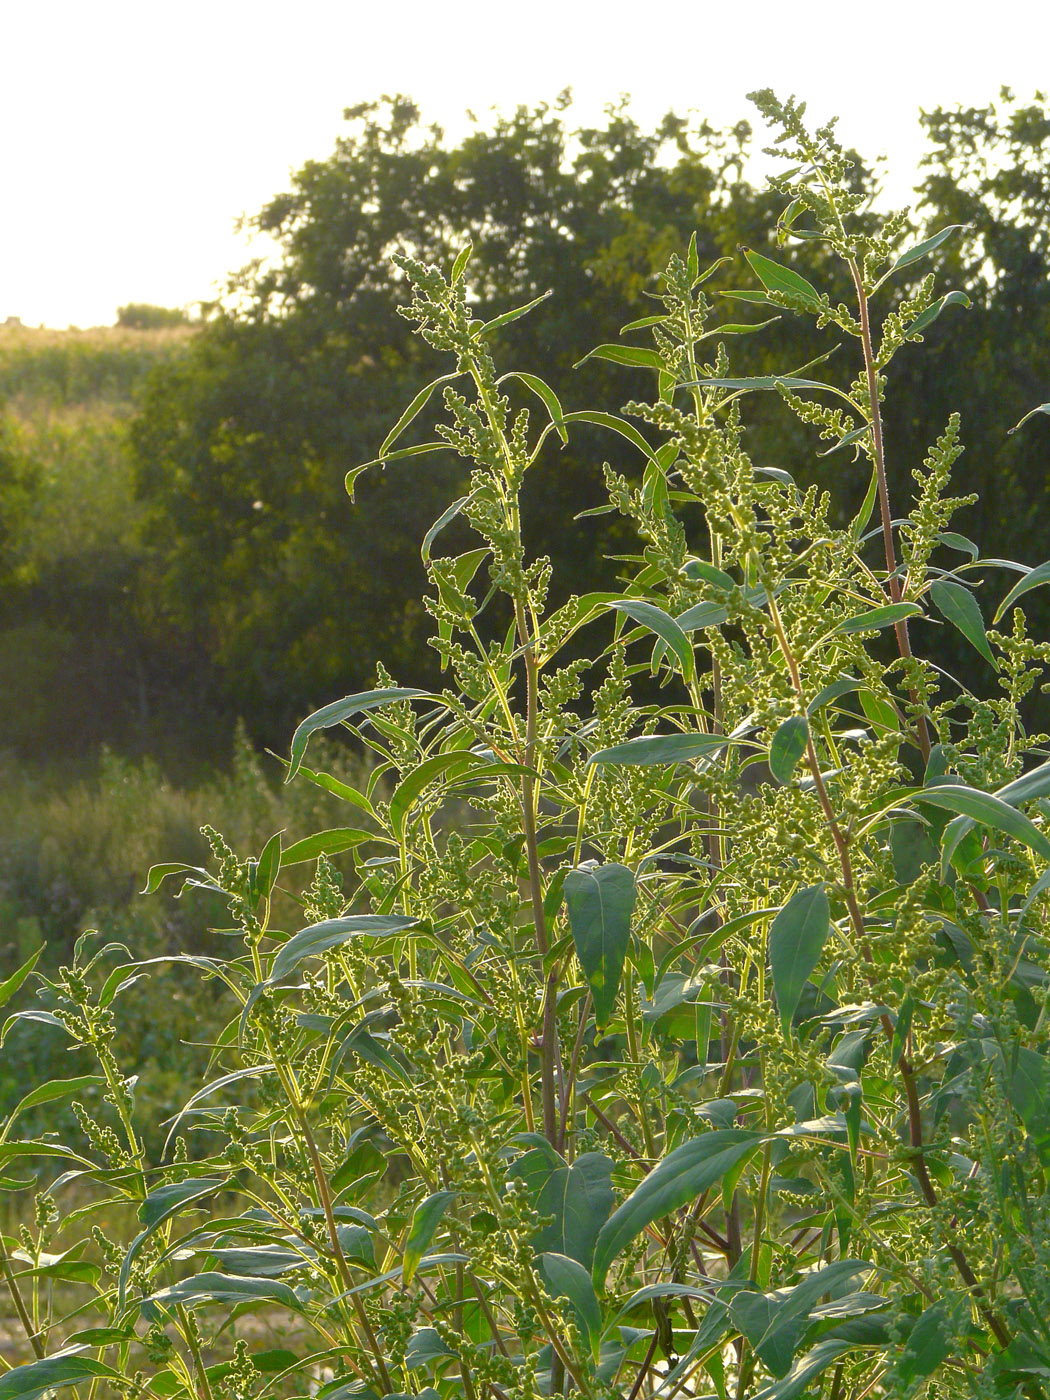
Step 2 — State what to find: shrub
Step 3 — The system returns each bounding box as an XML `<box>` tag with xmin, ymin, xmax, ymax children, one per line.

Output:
<box><xmin>3</xmin><ymin>93</ymin><xmax>1050</xmax><ymax>1400</ymax></box>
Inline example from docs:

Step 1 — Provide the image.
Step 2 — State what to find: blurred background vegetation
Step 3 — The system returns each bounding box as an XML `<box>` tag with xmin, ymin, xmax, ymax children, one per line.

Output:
<box><xmin>0</xmin><ymin>90</ymin><xmax>1047</xmax><ymax>1119</ymax></box>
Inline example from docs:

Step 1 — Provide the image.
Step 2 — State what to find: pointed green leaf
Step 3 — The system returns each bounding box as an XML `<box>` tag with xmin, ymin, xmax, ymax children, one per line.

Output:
<box><xmin>499</xmin><ymin>372</ymin><xmax>568</xmax><ymax>444</ymax></box>
<box><xmin>575</xmin><ymin>344</ymin><xmax>664</xmax><ymax>371</ymax></box>
<box><xmin>288</xmin><ymin>688</ymin><xmax>431</xmax><ymax>780</ymax></box>
<box><xmin>280</xmin><ymin>829</ymin><xmax>382</xmax><ymax>866</ymax></box>
<box><xmin>888</xmin><ymin>223</ymin><xmax>968</xmax><ymax>274</ymax></box>
<box><xmin>769</xmin><ymin>716</ymin><xmax>809</xmax><ymax>785</ymax></box>
<box><xmin>509</xmin><ymin>1145</ymin><xmax>614</xmax><ymax>1269</ymax></box>
<box><xmin>0</xmin><ymin>1350</ymin><xmax>120</xmax><ymax>1400</ymax></box>
<box><xmin>908</xmin><ymin>290</ymin><xmax>970</xmax><ymax>336</ymax></box>
<box><xmin>475</xmin><ymin>289</ymin><xmax>553</xmax><ymax>337</ymax></box>
<box><xmin>835</xmin><ymin>602</ymin><xmax>922</xmax><ymax>635</ymax></box>
<box><xmin>564</xmin><ymin>863</ymin><xmax>637</xmax><ymax>1027</ymax></box>
<box><xmin>146</xmin><ymin>1271</ymin><xmax>301</xmax><ymax>1313</ymax></box>
<box><xmin>607</xmin><ymin>600</ymin><xmax>694</xmax><ymax>682</ymax></box>
<box><xmin>896</xmin><ymin>1302</ymin><xmax>953</xmax><ymax>1386</ymax></box>
<box><xmin>540</xmin><ymin>1253</ymin><xmax>603</xmax><ymax>1359</ymax></box>
<box><xmin>269</xmin><ymin>915</ymin><xmax>421</xmax><ymax>984</ymax></box>
<box><xmin>450</xmin><ymin>242</ymin><xmax>472</xmax><ymax>284</ymax></box>
<box><xmin>916</xmin><ymin>783</ymin><xmax>1050</xmax><ymax>874</ymax></box>
<box><xmin>592</xmin><ymin>1131</ymin><xmax>762</xmax><ymax>1288</ymax></box>
<box><xmin>742</xmin><ymin>249</ymin><xmax>823</xmax><ymax>308</ymax></box>
<box><xmin>0</xmin><ymin>945</ymin><xmax>45</xmax><ymax>1009</ymax></box>
<box><xmin>769</xmin><ymin>885</ymin><xmax>831</xmax><ymax>1035</ymax></box>
<box><xmin>0</xmin><ymin>1076</ymin><xmax>104</xmax><ymax>1145</ymax></box>
<box><xmin>994</xmin><ymin>560</ymin><xmax>1050</xmax><ymax>622</ymax></box>
<box><xmin>378</xmin><ymin>373</ymin><xmax>462</xmax><ymax>459</ymax></box>
<box><xmin>929</xmin><ymin>580</ymin><xmax>994</xmax><ymax>663</ymax></box>
<box><xmin>403</xmin><ymin>1191</ymin><xmax>456</xmax><ymax>1285</ymax></box>
<box><xmin>588</xmin><ymin>732</ymin><xmax>728</xmax><ymax>767</ymax></box>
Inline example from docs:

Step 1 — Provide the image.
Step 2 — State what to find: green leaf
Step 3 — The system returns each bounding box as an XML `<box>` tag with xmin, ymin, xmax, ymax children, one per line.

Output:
<box><xmin>378</xmin><ymin>373</ymin><xmax>462</xmax><ymax>459</ymax></box>
<box><xmin>607</xmin><ymin>600</ymin><xmax>694</xmax><ymax>682</ymax></box>
<box><xmin>915</xmin><ymin>783</ymin><xmax>1050</xmax><ymax>873</ymax></box>
<box><xmin>540</xmin><ymin>1253</ymin><xmax>603</xmax><ymax>1359</ymax></box>
<box><xmin>588</xmin><ymin>732</ymin><xmax>727</xmax><ymax>768</ymax></box>
<box><xmin>592</xmin><ymin>1131</ymin><xmax>762</xmax><ymax>1288</ymax></box>
<box><xmin>288</xmin><ymin>688</ymin><xmax>431</xmax><ymax>780</ymax></box>
<box><xmin>119</xmin><ymin>1176</ymin><xmax>230</xmax><ymax>1306</ymax></box>
<box><xmin>280</xmin><ymin>829</ymin><xmax>382</xmax><ymax>866</ymax></box>
<box><xmin>994</xmin><ymin>560</ymin><xmax>1050</xmax><ymax>622</ymax></box>
<box><xmin>835</xmin><ymin>601</ymin><xmax>922</xmax><ymax>635</ymax></box>
<box><xmin>450</xmin><ymin>242</ymin><xmax>472</xmax><ymax>284</ymax></box>
<box><xmin>896</xmin><ymin>1302</ymin><xmax>953</xmax><ymax>1386</ymax></box>
<box><xmin>699</xmin><ymin>317</ymin><xmax>781</xmax><ymax>340</ymax></box>
<box><xmin>269</xmin><ymin>914</ymin><xmax>421</xmax><ymax>984</ymax></box>
<box><xmin>908</xmin><ymin>290</ymin><xmax>971</xmax><ymax>336</ymax></box>
<box><xmin>0</xmin><ymin>944</ymin><xmax>44</xmax><ymax>1009</ymax></box>
<box><xmin>146</xmin><ymin>1272</ymin><xmax>301</xmax><ymax>1313</ymax></box>
<box><xmin>563</xmin><ymin>863</ymin><xmax>637</xmax><ymax>1028</ymax></box>
<box><xmin>929</xmin><ymin>580</ymin><xmax>994</xmax><ymax>664</ymax></box>
<box><xmin>255</xmin><ymin>831</ymin><xmax>282</xmax><ymax>901</ymax></box>
<box><xmin>389</xmin><ymin>752</ymin><xmax>484</xmax><ymax>841</ymax></box>
<box><xmin>403</xmin><ymin>1191</ymin><xmax>456</xmax><ymax>1285</ymax></box>
<box><xmin>688</xmin><ymin>373</ymin><xmax>834</xmax><ymax>393</ymax></box>
<box><xmin>1008</xmin><ymin>402</ymin><xmax>1050</xmax><ymax>435</ymax></box>
<box><xmin>475</xmin><ymin>289</ymin><xmax>553</xmax><ymax>337</ymax></box>
<box><xmin>509</xmin><ymin>1144</ymin><xmax>614</xmax><ymax>1269</ymax></box>
<box><xmin>0</xmin><ymin>1075</ymin><xmax>104</xmax><ymax>1145</ymax></box>
<box><xmin>575</xmin><ymin>344</ymin><xmax>664</xmax><ymax>371</ymax></box>
<box><xmin>561</xmin><ymin>411</ymin><xmax>661</xmax><ymax>467</ymax></box>
<box><xmin>752</xmin><ymin>1337</ymin><xmax>856</xmax><ymax>1400</ymax></box>
<box><xmin>0</xmin><ymin>1350</ymin><xmax>120</xmax><ymax>1400</ymax></box>
<box><xmin>742</xmin><ymin>248</ymin><xmax>823</xmax><ymax>308</ymax></box>
<box><xmin>769</xmin><ymin>885</ymin><xmax>831</xmax><ymax>1035</ymax></box>
<box><xmin>888</xmin><ymin>223</ymin><xmax>968</xmax><ymax>274</ymax></box>
<box><xmin>768</xmin><ymin>716</ymin><xmax>809</xmax><ymax>785</ymax></box>
<box><xmin>499</xmin><ymin>372</ymin><xmax>568</xmax><ymax>444</ymax></box>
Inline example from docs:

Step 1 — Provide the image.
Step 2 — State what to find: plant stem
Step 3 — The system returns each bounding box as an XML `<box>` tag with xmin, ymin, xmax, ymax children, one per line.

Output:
<box><xmin>848</xmin><ymin>257</ymin><xmax>931</xmax><ymax>765</ymax></box>
<box><xmin>0</xmin><ymin>1243</ymin><xmax>44</xmax><ymax>1360</ymax></box>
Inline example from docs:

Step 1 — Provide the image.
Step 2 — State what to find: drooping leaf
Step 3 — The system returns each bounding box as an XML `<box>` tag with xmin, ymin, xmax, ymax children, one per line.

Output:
<box><xmin>475</xmin><ymin>289</ymin><xmax>553</xmax><ymax>338</ymax></box>
<box><xmin>540</xmin><ymin>1253</ymin><xmax>603</xmax><ymax>1359</ymax></box>
<box><xmin>1008</xmin><ymin>402</ymin><xmax>1050</xmax><ymax>435</ymax></box>
<box><xmin>588</xmin><ymin>732</ymin><xmax>727</xmax><ymax>767</ymax></box>
<box><xmin>119</xmin><ymin>1175</ymin><xmax>231</xmax><ymax>1305</ymax></box>
<box><xmin>769</xmin><ymin>885</ymin><xmax>830</xmax><ymax>1035</ymax></box>
<box><xmin>377</xmin><ymin>373</ymin><xmax>462</xmax><ymax>459</ymax></box>
<box><xmin>916</xmin><ymin>783</ymin><xmax>1050</xmax><ymax>874</ymax></box>
<box><xmin>403</xmin><ymin>1192</ymin><xmax>456</xmax><ymax>1285</ymax></box>
<box><xmin>994</xmin><ymin>560</ymin><xmax>1050</xmax><ymax>622</ymax></box>
<box><xmin>499</xmin><ymin>372</ymin><xmax>568</xmax><ymax>444</ymax></box>
<box><xmin>563</xmin><ymin>863</ymin><xmax>636</xmax><ymax>1027</ymax></box>
<box><xmin>607</xmin><ymin>600</ymin><xmax>695</xmax><ymax>682</ymax></box>
<box><xmin>592</xmin><ymin>1131</ymin><xmax>762</xmax><ymax>1288</ymax></box>
<box><xmin>929</xmin><ymin>580</ymin><xmax>994</xmax><ymax>663</ymax></box>
<box><xmin>287</xmin><ymin>688</ymin><xmax>431</xmax><ymax>781</ymax></box>
<box><xmin>768</xmin><ymin>716</ymin><xmax>809</xmax><ymax>785</ymax></box>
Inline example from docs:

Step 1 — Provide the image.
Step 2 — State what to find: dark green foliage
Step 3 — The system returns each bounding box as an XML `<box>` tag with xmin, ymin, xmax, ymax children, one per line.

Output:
<box><xmin>3</xmin><ymin>91</ymin><xmax>1050</xmax><ymax>1400</ymax></box>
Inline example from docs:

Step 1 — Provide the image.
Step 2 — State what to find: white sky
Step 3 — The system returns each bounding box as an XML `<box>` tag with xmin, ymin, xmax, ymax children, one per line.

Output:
<box><xmin>3</xmin><ymin>0</ymin><xmax>1048</xmax><ymax>328</ymax></box>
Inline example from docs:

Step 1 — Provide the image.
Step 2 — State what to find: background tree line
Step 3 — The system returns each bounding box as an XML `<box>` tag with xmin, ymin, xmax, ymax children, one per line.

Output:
<box><xmin>2</xmin><ymin>87</ymin><xmax>1048</xmax><ymax>770</ymax></box>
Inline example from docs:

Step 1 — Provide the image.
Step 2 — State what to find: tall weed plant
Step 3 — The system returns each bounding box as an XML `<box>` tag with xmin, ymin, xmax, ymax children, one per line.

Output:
<box><xmin>3</xmin><ymin>95</ymin><xmax>1050</xmax><ymax>1400</ymax></box>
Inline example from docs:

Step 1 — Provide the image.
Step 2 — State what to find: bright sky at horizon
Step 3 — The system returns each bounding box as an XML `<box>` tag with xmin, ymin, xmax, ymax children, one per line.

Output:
<box><xmin>3</xmin><ymin>0</ymin><xmax>1048</xmax><ymax>329</ymax></box>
